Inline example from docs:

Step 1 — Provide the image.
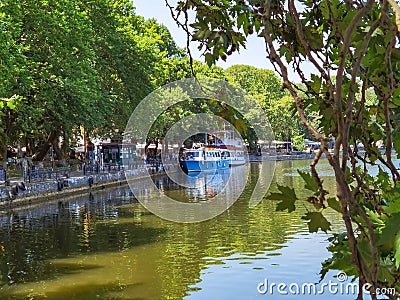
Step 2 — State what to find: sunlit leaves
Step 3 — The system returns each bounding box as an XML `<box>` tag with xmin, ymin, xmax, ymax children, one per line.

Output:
<box><xmin>0</xmin><ymin>0</ymin><xmax>174</xmax><ymax>159</ymax></box>
<box><xmin>223</xmin><ymin>65</ymin><xmax>304</xmax><ymax>141</ymax></box>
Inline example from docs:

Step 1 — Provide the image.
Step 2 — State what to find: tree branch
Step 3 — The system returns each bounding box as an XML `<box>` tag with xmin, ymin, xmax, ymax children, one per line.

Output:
<box><xmin>335</xmin><ymin>0</ymin><xmax>375</xmax><ymax>171</ymax></box>
<box><xmin>310</xmin><ymin>147</ymin><xmax>329</xmax><ymax>205</ymax></box>
<box><xmin>165</xmin><ymin>0</ymin><xmax>196</xmax><ymax>77</ymax></box>
<box><xmin>262</xmin><ymin>0</ymin><xmax>333</xmax><ymax>164</ymax></box>
<box><xmin>288</xmin><ymin>0</ymin><xmax>335</xmax><ymax>94</ymax></box>
<box><xmin>387</xmin><ymin>0</ymin><xmax>400</xmax><ymax>33</ymax></box>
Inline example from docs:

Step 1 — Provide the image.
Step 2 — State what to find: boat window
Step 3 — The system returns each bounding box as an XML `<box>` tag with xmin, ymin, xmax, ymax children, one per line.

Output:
<box><xmin>184</xmin><ymin>151</ymin><xmax>200</xmax><ymax>158</ymax></box>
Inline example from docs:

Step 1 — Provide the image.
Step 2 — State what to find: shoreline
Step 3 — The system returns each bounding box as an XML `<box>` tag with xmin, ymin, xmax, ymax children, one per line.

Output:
<box><xmin>0</xmin><ymin>177</ymin><xmax>131</xmax><ymax>214</ymax></box>
<box><xmin>0</xmin><ymin>154</ymin><xmax>319</xmax><ymax>212</ymax></box>
<box><xmin>0</xmin><ymin>165</ymin><xmax>176</xmax><ymax>211</ymax></box>
<box><xmin>248</xmin><ymin>153</ymin><xmax>316</xmax><ymax>161</ymax></box>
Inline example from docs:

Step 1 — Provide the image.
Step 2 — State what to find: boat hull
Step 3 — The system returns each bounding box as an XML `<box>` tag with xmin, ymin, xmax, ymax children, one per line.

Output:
<box><xmin>180</xmin><ymin>159</ymin><xmax>230</xmax><ymax>172</ymax></box>
<box><xmin>229</xmin><ymin>158</ymin><xmax>246</xmax><ymax>166</ymax></box>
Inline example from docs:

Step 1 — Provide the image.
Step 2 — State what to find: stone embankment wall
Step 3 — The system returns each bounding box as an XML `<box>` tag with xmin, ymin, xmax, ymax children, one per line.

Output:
<box><xmin>0</xmin><ymin>164</ymin><xmax>177</xmax><ymax>209</ymax></box>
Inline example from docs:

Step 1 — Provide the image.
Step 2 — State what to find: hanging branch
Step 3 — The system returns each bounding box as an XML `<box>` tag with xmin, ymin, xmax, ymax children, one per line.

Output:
<box><xmin>288</xmin><ymin>0</ymin><xmax>335</xmax><ymax>95</ymax></box>
<box><xmin>262</xmin><ymin>1</ymin><xmax>373</xmax><ymax>295</ymax></box>
<box><xmin>335</xmin><ymin>0</ymin><xmax>375</xmax><ymax>172</ymax></box>
<box><xmin>165</xmin><ymin>0</ymin><xmax>196</xmax><ymax>77</ymax></box>
<box><xmin>310</xmin><ymin>147</ymin><xmax>329</xmax><ymax>205</ymax></box>
<box><xmin>387</xmin><ymin>0</ymin><xmax>400</xmax><ymax>33</ymax></box>
<box><xmin>382</xmin><ymin>7</ymin><xmax>400</xmax><ymax>182</ymax></box>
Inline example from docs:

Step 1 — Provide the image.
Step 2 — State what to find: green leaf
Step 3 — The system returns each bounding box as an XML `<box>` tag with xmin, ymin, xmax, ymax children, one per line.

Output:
<box><xmin>327</xmin><ymin>197</ymin><xmax>341</xmax><ymax>213</ymax></box>
<box><xmin>378</xmin><ymin>213</ymin><xmax>400</xmax><ymax>247</ymax></box>
<box><xmin>192</xmin><ymin>29</ymin><xmax>206</xmax><ymax>41</ymax></box>
<box><xmin>204</xmin><ymin>53</ymin><xmax>214</xmax><ymax>66</ymax></box>
<box><xmin>377</xmin><ymin>267</ymin><xmax>396</xmax><ymax>286</ymax></box>
<box><xmin>394</xmin><ymin>235</ymin><xmax>400</xmax><ymax>268</ymax></box>
<box><xmin>319</xmin><ymin>2</ymin><xmax>330</xmax><ymax>19</ymax></box>
<box><xmin>357</xmin><ymin>238</ymin><xmax>372</xmax><ymax>263</ymax></box>
<box><xmin>302</xmin><ymin>211</ymin><xmax>331</xmax><ymax>233</ymax></box>
<box><xmin>298</xmin><ymin>169</ymin><xmax>319</xmax><ymax>192</ymax></box>
<box><xmin>6</xmin><ymin>101</ymin><xmax>15</xmax><ymax>109</ymax></box>
<box><xmin>384</xmin><ymin>186</ymin><xmax>400</xmax><ymax>214</ymax></box>
<box><xmin>304</xmin><ymin>28</ymin><xmax>323</xmax><ymax>50</ymax></box>
<box><xmin>237</xmin><ymin>13</ymin><xmax>247</xmax><ymax>30</ymax></box>
<box><xmin>393</xmin><ymin>131</ymin><xmax>400</xmax><ymax>155</ymax></box>
<box><xmin>234</xmin><ymin>119</ymin><xmax>247</xmax><ymax>135</ymax></box>
<box><xmin>267</xmin><ymin>184</ymin><xmax>298</xmax><ymax>213</ymax></box>
<box><xmin>309</xmin><ymin>74</ymin><xmax>322</xmax><ymax>92</ymax></box>
<box><xmin>365</xmin><ymin>208</ymin><xmax>385</xmax><ymax>226</ymax></box>
<box><xmin>377</xmin><ymin>167</ymin><xmax>390</xmax><ymax>186</ymax></box>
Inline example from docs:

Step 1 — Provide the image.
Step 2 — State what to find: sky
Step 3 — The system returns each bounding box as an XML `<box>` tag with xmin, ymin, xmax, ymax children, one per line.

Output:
<box><xmin>134</xmin><ymin>1</ymin><xmax>278</xmax><ymax>70</ymax></box>
<box><xmin>134</xmin><ymin>1</ymin><xmax>314</xmax><ymax>82</ymax></box>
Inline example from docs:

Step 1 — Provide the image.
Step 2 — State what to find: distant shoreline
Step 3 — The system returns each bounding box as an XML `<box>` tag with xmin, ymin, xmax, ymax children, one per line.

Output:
<box><xmin>248</xmin><ymin>153</ymin><xmax>316</xmax><ymax>161</ymax></box>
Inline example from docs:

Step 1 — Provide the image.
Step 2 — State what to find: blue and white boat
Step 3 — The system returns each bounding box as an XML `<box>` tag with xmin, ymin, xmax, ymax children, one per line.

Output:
<box><xmin>179</xmin><ymin>147</ymin><xmax>230</xmax><ymax>173</ymax></box>
<box><xmin>211</xmin><ymin>130</ymin><xmax>247</xmax><ymax>167</ymax></box>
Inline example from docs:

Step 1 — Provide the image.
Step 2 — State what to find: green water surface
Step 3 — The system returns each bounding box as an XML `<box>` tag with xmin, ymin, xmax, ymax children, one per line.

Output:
<box><xmin>0</xmin><ymin>160</ymin><xmax>345</xmax><ymax>300</ymax></box>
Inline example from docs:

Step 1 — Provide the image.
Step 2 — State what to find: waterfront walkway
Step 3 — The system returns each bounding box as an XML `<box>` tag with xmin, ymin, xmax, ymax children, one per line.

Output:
<box><xmin>0</xmin><ymin>161</ymin><xmax>171</xmax><ymax>206</ymax></box>
<box><xmin>0</xmin><ymin>152</ymin><xmax>317</xmax><ymax>207</ymax></box>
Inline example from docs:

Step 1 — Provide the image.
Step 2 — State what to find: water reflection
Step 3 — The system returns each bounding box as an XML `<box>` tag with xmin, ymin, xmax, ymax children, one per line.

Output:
<box><xmin>0</xmin><ymin>161</ymin><xmax>343</xmax><ymax>300</ymax></box>
<box><xmin>153</xmin><ymin>168</ymin><xmax>232</xmax><ymax>202</ymax></box>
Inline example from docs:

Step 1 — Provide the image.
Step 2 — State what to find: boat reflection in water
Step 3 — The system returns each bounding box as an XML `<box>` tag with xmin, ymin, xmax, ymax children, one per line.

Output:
<box><xmin>154</xmin><ymin>164</ymin><xmax>248</xmax><ymax>203</ymax></box>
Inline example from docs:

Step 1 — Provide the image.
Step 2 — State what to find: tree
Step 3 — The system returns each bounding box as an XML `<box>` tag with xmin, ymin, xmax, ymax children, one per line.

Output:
<box><xmin>225</xmin><ymin>65</ymin><xmax>285</xmax><ymax>105</ymax></box>
<box><xmin>225</xmin><ymin>65</ymin><xmax>305</xmax><ymax>141</ymax></box>
<box><xmin>0</xmin><ymin>0</ymin><xmax>111</xmax><ymax>160</ymax></box>
<box><xmin>84</xmin><ymin>0</ymin><xmax>155</xmax><ymax>141</ymax></box>
<box><xmin>0</xmin><ymin>2</ymin><xmax>31</xmax><ymax>160</ymax></box>
<box><xmin>166</xmin><ymin>0</ymin><xmax>400</xmax><ymax>298</ymax></box>
<box><xmin>0</xmin><ymin>0</ymin><xmax>162</xmax><ymax>160</ymax></box>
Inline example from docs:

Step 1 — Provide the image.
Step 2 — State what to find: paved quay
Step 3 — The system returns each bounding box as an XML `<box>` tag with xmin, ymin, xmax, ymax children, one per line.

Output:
<box><xmin>0</xmin><ymin>163</ymin><xmax>176</xmax><ymax>210</ymax></box>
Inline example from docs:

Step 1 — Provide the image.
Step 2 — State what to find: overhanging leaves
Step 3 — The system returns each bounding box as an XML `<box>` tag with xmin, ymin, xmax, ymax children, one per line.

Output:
<box><xmin>302</xmin><ymin>212</ymin><xmax>331</xmax><ymax>233</ymax></box>
<box><xmin>327</xmin><ymin>197</ymin><xmax>341</xmax><ymax>213</ymax></box>
<box><xmin>267</xmin><ymin>184</ymin><xmax>298</xmax><ymax>213</ymax></box>
<box><xmin>298</xmin><ymin>169</ymin><xmax>319</xmax><ymax>193</ymax></box>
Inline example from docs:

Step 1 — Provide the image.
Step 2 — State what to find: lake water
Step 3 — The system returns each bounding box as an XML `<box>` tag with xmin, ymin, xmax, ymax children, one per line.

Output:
<box><xmin>0</xmin><ymin>160</ymin><xmax>358</xmax><ymax>300</ymax></box>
